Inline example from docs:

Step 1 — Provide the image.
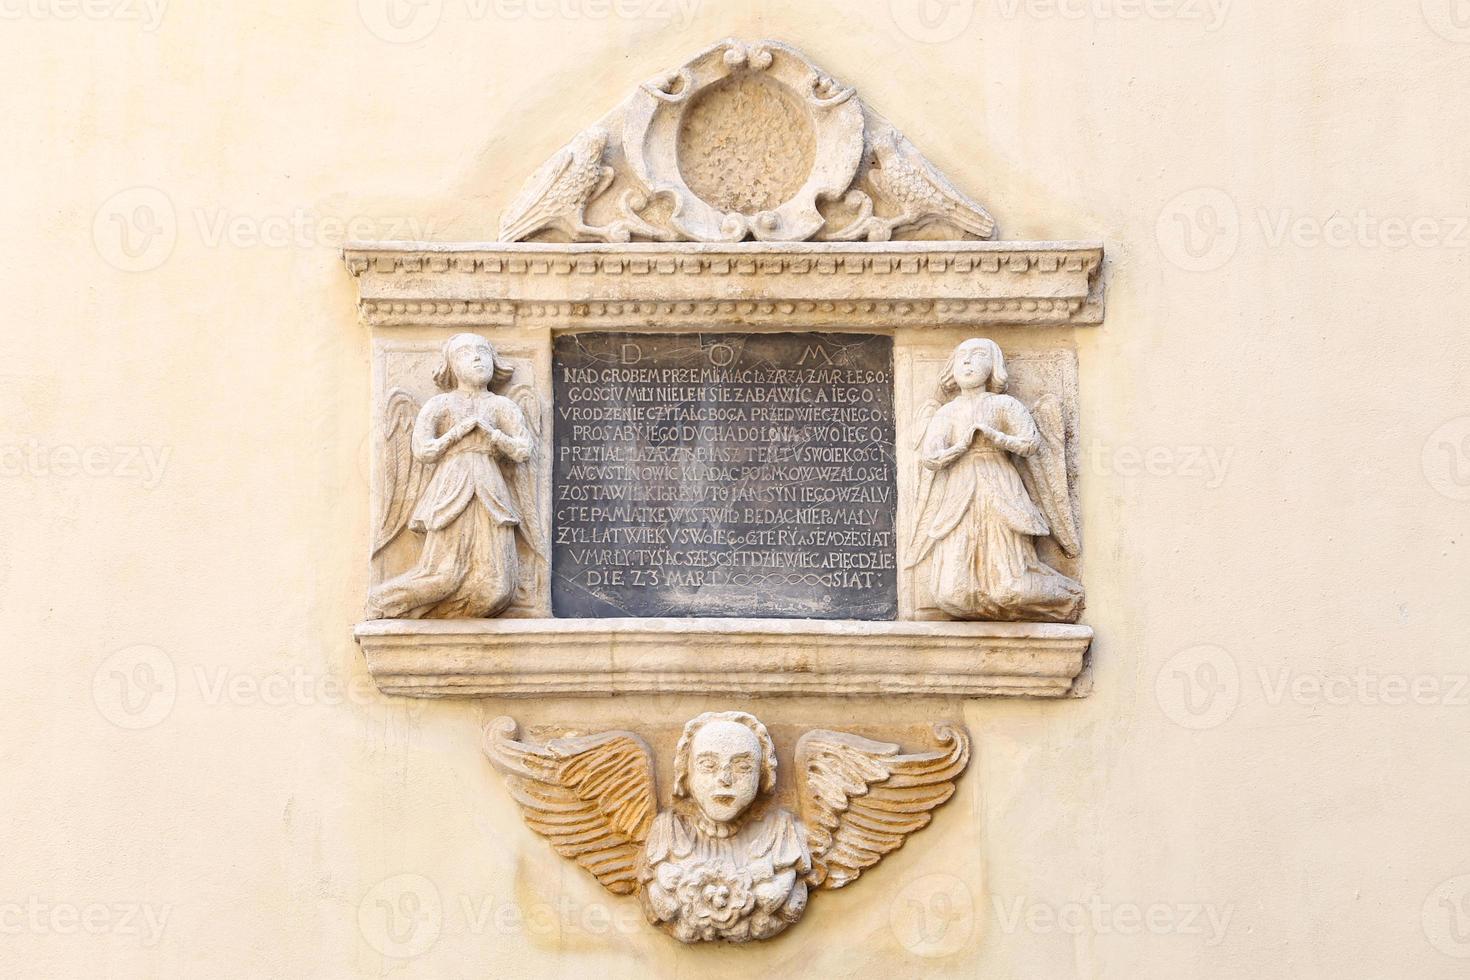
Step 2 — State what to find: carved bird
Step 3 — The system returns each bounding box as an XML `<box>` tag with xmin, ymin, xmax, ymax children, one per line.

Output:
<box><xmin>867</xmin><ymin>130</ymin><xmax>996</xmax><ymax>239</ymax></box>
<box><xmin>497</xmin><ymin>126</ymin><xmax>615</xmax><ymax>242</ymax></box>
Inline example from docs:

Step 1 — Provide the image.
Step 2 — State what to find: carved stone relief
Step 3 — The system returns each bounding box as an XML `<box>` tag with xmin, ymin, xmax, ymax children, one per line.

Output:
<box><xmin>905</xmin><ymin>339</ymin><xmax>1083</xmax><ymax>623</ymax></box>
<box><xmin>898</xmin><ymin>341</ymin><xmax>1082</xmax><ymax>621</ymax></box>
<box><xmin>368</xmin><ymin>334</ymin><xmax>550</xmax><ymax>619</ymax></box>
<box><xmin>497</xmin><ymin>38</ymin><xmax>996</xmax><ymax>245</ymax></box>
<box><xmin>484</xmin><ymin>712</ymin><xmax>970</xmax><ymax>944</ymax></box>
<box><xmin>347</xmin><ymin>36</ymin><xmax>1105</xmax><ymax>700</ymax></box>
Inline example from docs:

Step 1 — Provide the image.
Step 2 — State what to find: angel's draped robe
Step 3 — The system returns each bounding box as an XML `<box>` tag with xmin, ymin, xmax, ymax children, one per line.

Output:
<box><xmin>915</xmin><ymin>392</ymin><xmax>1082</xmax><ymax>622</ymax></box>
<box><xmin>369</xmin><ymin>391</ymin><xmax>532</xmax><ymax>619</ymax></box>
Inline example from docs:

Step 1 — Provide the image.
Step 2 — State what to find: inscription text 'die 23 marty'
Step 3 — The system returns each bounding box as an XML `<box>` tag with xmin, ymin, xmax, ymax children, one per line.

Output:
<box><xmin>551</xmin><ymin>332</ymin><xmax>897</xmax><ymax>619</ymax></box>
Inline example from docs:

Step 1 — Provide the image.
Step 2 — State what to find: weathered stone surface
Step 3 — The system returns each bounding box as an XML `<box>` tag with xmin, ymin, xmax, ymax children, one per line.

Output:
<box><xmin>353</xmin><ymin>617</ymin><xmax>1093</xmax><ymax>698</ymax></box>
<box><xmin>552</xmin><ymin>331</ymin><xmax>897</xmax><ymax>620</ymax></box>
<box><xmin>484</xmin><ymin>712</ymin><xmax>971</xmax><ymax>943</ymax></box>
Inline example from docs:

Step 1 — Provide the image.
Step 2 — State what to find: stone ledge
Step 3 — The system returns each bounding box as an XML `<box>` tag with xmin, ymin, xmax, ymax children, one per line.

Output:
<box><xmin>353</xmin><ymin>617</ymin><xmax>1092</xmax><ymax>699</ymax></box>
<box><xmin>342</xmin><ymin>240</ymin><xmax>1105</xmax><ymax>329</ymax></box>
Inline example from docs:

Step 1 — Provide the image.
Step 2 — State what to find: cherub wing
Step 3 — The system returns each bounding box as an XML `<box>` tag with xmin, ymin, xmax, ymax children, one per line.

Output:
<box><xmin>506</xmin><ymin>385</ymin><xmax>547</xmax><ymax>560</ymax></box>
<box><xmin>497</xmin><ymin>145</ymin><xmax>574</xmax><ymax>244</ymax></box>
<box><xmin>796</xmin><ymin>725</ymin><xmax>971</xmax><ymax>889</ymax></box>
<box><xmin>904</xmin><ymin>398</ymin><xmax>943</xmax><ymax>568</ymax></box>
<box><xmin>1020</xmin><ymin>393</ymin><xmax>1080</xmax><ymax>558</ymax></box>
<box><xmin>483</xmin><ymin>716</ymin><xmax>656</xmax><ymax>896</ymax></box>
<box><xmin>372</xmin><ymin>388</ymin><xmax>431</xmax><ymax>557</ymax></box>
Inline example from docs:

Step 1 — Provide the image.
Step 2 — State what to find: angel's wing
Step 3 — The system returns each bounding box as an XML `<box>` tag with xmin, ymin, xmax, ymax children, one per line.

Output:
<box><xmin>505</xmin><ymin>385</ymin><xmax>547</xmax><ymax>560</ymax></box>
<box><xmin>372</xmin><ymin>388</ymin><xmax>431</xmax><ymax>557</ymax></box>
<box><xmin>1020</xmin><ymin>393</ymin><xmax>1080</xmax><ymax>558</ymax></box>
<box><xmin>497</xmin><ymin>146</ymin><xmax>573</xmax><ymax>244</ymax></box>
<box><xmin>797</xmin><ymin>725</ymin><xmax>971</xmax><ymax>890</ymax></box>
<box><xmin>483</xmin><ymin>716</ymin><xmax>656</xmax><ymax>895</ymax></box>
<box><xmin>904</xmin><ymin>398</ymin><xmax>943</xmax><ymax>568</ymax></box>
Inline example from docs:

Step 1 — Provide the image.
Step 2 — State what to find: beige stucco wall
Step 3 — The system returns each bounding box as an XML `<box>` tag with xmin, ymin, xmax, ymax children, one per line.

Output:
<box><xmin>6</xmin><ymin>1</ymin><xmax>1470</xmax><ymax>976</ymax></box>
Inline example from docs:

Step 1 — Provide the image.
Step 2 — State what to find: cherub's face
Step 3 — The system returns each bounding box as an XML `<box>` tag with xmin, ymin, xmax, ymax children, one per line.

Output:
<box><xmin>951</xmin><ymin>341</ymin><xmax>992</xmax><ymax>391</ymax></box>
<box><xmin>687</xmin><ymin>721</ymin><xmax>761</xmax><ymax>824</ymax></box>
<box><xmin>451</xmin><ymin>342</ymin><xmax>497</xmax><ymax>389</ymax></box>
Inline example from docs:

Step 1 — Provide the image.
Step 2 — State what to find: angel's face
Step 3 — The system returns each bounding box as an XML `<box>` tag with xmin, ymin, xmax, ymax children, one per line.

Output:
<box><xmin>688</xmin><ymin>721</ymin><xmax>761</xmax><ymax>824</ymax></box>
<box><xmin>450</xmin><ymin>341</ymin><xmax>497</xmax><ymax>389</ymax></box>
<box><xmin>951</xmin><ymin>341</ymin><xmax>992</xmax><ymax>391</ymax></box>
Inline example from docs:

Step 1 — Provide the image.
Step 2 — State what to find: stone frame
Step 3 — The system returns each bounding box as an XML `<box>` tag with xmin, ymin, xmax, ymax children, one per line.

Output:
<box><xmin>344</xmin><ymin>38</ymin><xmax>1107</xmax><ymax>701</ymax></box>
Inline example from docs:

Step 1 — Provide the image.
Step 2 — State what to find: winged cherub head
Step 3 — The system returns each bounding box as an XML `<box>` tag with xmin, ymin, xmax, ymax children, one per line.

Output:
<box><xmin>671</xmin><ymin>711</ymin><xmax>778</xmax><ymax>825</ymax></box>
<box><xmin>432</xmin><ymin>333</ymin><xmax>514</xmax><ymax>392</ymax></box>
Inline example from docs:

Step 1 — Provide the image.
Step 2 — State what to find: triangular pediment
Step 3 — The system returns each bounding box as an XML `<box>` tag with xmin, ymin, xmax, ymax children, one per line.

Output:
<box><xmin>498</xmin><ymin>38</ymin><xmax>997</xmax><ymax>245</ymax></box>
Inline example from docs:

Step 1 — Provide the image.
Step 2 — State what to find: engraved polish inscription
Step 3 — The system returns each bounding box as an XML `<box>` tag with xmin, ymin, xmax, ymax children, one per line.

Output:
<box><xmin>552</xmin><ymin>332</ymin><xmax>897</xmax><ymax>619</ymax></box>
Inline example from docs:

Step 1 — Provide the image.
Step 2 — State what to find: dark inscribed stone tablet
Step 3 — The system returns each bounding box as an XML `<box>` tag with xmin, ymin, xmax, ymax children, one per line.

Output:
<box><xmin>552</xmin><ymin>332</ymin><xmax>897</xmax><ymax>620</ymax></box>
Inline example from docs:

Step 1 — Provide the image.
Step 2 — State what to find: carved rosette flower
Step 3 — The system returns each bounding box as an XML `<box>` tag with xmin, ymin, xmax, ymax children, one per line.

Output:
<box><xmin>669</xmin><ymin>861</ymin><xmax>758</xmax><ymax>943</ymax></box>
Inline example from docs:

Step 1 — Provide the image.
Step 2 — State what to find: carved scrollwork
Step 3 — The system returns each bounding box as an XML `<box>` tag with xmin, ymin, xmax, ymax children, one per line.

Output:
<box><xmin>495</xmin><ymin>39</ymin><xmax>998</xmax><ymax>244</ymax></box>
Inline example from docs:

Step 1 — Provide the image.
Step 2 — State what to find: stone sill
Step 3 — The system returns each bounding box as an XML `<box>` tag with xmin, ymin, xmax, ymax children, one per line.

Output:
<box><xmin>354</xmin><ymin>617</ymin><xmax>1092</xmax><ymax>699</ymax></box>
<box><xmin>342</xmin><ymin>239</ymin><xmax>1106</xmax><ymax>329</ymax></box>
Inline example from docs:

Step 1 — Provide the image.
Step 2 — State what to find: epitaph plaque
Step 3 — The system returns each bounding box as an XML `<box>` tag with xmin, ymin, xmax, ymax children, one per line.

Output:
<box><xmin>552</xmin><ymin>332</ymin><xmax>897</xmax><ymax>619</ymax></box>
